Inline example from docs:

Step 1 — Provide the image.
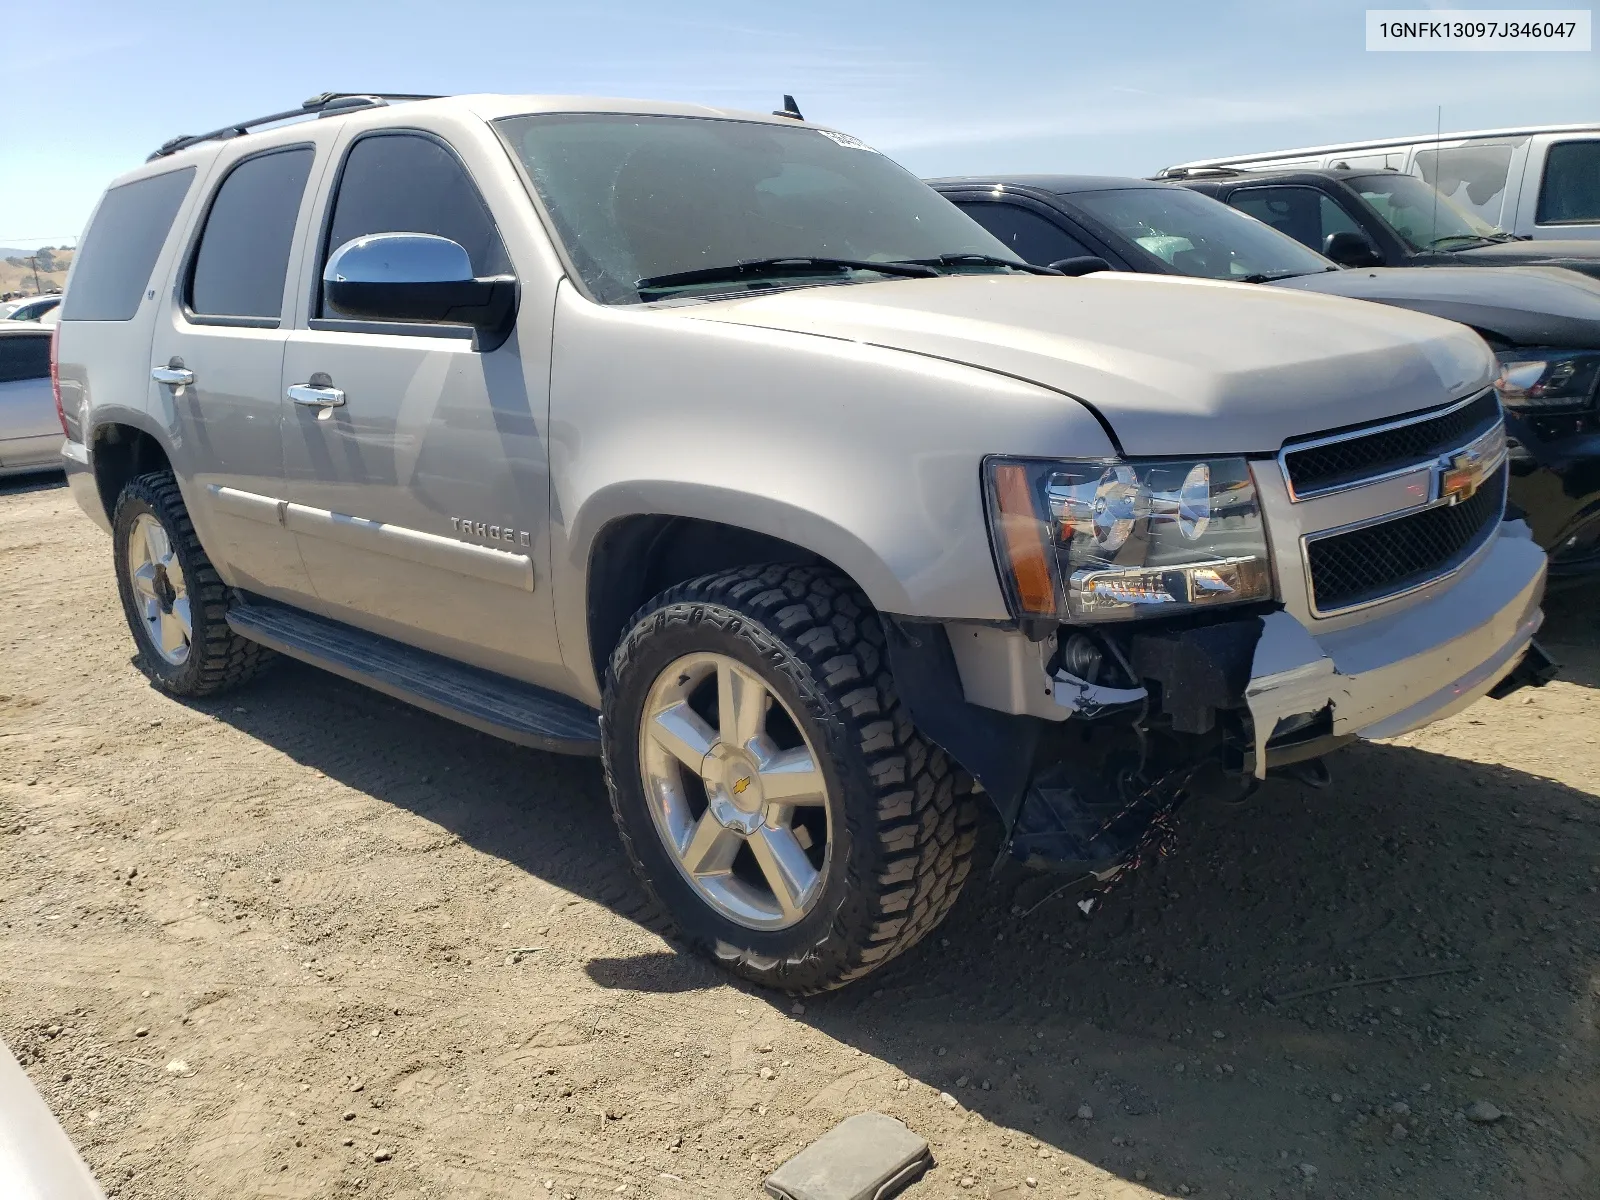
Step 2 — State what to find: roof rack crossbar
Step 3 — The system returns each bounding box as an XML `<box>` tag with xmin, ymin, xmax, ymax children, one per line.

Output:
<box><xmin>147</xmin><ymin>92</ymin><xmax>444</xmax><ymax>161</ymax></box>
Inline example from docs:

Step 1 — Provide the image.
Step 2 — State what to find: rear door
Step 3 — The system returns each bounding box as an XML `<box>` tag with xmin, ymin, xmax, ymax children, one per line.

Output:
<box><xmin>0</xmin><ymin>329</ymin><xmax>59</xmax><ymax>472</ymax></box>
<box><xmin>279</xmin><ymin>125</ymin><xmax>560</xmax><ymax>685</ymax></box>
<box><xmin>148</xmin><ymin>136</ymin><xmax>322</xmax><ymax>600</ymax></box>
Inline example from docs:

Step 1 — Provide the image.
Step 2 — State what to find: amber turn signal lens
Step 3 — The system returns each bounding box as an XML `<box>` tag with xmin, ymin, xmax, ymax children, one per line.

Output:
<box><xmin>991</xmin><ymin>463</ymin><xmax>1058</xmax><ymax>616</ymax></box>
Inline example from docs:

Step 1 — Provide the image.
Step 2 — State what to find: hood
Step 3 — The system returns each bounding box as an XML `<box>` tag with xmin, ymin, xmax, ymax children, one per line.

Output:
<box><xmin>1428</xmin><ymin>239</ymin><xmax>1600</xmax><ymax>281</ymax></box>
<box><xmin>1274</xmin><ymin>265</ymin><xmax>1600</xmax><ymax>350</ymax></box>
<box><xmin>676</xmin><ymin>273</ymin><xmax>1496</xmax><ymax>456</ymax></box>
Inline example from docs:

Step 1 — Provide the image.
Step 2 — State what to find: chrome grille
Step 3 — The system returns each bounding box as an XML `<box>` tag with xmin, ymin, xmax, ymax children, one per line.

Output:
<box><xmin>1283</xmin><ymin>389</ymin><xmax>1501</xmax><ymax>499</ymax></box>
<box><xmin>1305</xmin><ymin>467</ymin><xmax>1506</xmax><ymax>612</ymax></box>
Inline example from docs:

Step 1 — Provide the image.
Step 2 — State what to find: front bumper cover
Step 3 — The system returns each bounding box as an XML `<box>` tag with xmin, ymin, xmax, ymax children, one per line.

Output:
<box><xmin>1243</xmin><ymin>523</ymin><xmax>1546</xmax><ymax>772</ymax></box>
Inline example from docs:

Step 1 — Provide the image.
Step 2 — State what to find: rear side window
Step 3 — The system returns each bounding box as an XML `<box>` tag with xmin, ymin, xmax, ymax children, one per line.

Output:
<box><xmin>0</xmin><ymin>333</ymin><xmax>51</xmax><ymax>383</ymax></box>
<box><xmin>1537</xmin><ymin>141</ymin><xmax>1600</xmax><ymax>225</ymax></box>
<box><xmin>1413</xmin><ymin>144</ymin><xmax>1515</xmax><ymax>227</ymax></box>
<box><xmin>319</xmin><ymin>132</ymin><xmax>509</xmax><ymax>316</ymax></box>
<box><xmin>61</xmin><ymin>168</ymin><xmax>195</xmax><ymax>322</ymax></box>
<box><xmin>955</xmin><ymin>202</ymin><xmax>1095</xmax><ymax>265</ymax></box>
<box><xmin>188</xmin><ymin>146</ymin><xmax>315</xmax><ymax>322</ymax></box>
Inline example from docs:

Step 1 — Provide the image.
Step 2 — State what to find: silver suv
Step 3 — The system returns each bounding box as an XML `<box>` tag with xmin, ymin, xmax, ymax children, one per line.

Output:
<box><xmin>56</xmin><ymin>92</ymin><xmax>1551</xmax><ymax>992</ymax></box>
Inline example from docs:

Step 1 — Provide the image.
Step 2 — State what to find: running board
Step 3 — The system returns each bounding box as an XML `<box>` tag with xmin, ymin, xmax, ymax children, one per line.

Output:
<box><xmin>226</xmin><ymin>601</ymin><xmax>601</xmax><ymax>756</ymax></box>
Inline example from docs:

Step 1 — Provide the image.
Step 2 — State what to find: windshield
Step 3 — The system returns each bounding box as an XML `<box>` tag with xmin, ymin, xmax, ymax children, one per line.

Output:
<box><xmin>1067</xmin><ymin>186</ymin><xmax>1334</xmax><ymax>281</ymax></box>
<box><xmin>1348</xmin><ymin>173</ymin><xmax>1504</xmax><ymax>250</ymax></box>
<box><xmin>494</xmin><ymin>113</ymin><xmax>1019</xmax><ymax>303</ymax></box>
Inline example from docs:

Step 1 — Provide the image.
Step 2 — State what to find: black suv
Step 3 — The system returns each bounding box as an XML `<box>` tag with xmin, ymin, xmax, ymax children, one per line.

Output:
<box><xmin>1160</xmin><ymin>166</ymin><xmax>1600</xmax><ymax>281</ymax></box>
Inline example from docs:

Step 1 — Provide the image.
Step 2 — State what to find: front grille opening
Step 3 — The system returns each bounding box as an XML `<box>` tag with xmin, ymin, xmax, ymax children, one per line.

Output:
<box><xmin>1285</xmin><ymin>390</ymin><xmax>1500</xmax><ymax>497</ymax></box>
<box><xmin>1307</xmin><ymin>467</ymin><xmax>1506</xmax><ymax>612</ymax></box>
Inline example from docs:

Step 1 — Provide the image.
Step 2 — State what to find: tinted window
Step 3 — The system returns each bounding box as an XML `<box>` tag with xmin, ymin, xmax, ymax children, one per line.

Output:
<box><xmin>61</xmin><ymin>168</ymin><xmax>195</xmax><ymax>322</ymax></box>
<box><xmin>955</xmin><ymin>202</ymin><xmax>1094</xmax><ymax>265</ymax></box>
<box><xmin>1070</xmin><ymin>186</ymin><xmax>1332</xmax><ymax>280</ymax></box>
<box><xmin>0</xmin><ymin>333</ymin><xmax>50</xmax><ymax>383</ymax></box>
<box><xmin>321</xmin><ymin>132</ymin><xmax>509</xmax><ymax>315</ymax></box>
<box><xmin>1537</xmin><ymin>140</ymin><xmax>1600</xmax><ymax>225</ymax></box>
<box><xmin>1414</xmin><ymin>144</ymin><xmax>1514</xmax><ymax>227</ymax></box>
<box><xmin>495</xmin><ymin>113</ymin><xmax>1019</xmax><ymax>304</ymax></box>
<box><xmin>189</xmin><ymin>147</ymin><xmax>314</xmax><ymax>321</ymax></box>
<box><xmin>1229</xmin><ymin>187</ymin><xmax>1364</xmax><ymax>253</ymax></box>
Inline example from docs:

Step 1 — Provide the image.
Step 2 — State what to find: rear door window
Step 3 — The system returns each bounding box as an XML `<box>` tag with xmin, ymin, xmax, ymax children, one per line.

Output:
<box><xmin>0</xmin><ymin>333</ymin><xmax>51</xmax><ymax>382</ymax></box>
<box><xmin>1537</xmin><ymin>140</ymin><xmax>1600</xmax><ymax>226</ymax></box>
<box><xmin>188</xmin><ymin>146</ymin><xmax>315</xmax><ymax>323</ymax></box>
<box><xmin>318</xmin><ymin>132</ymin><xmax>509</xmax><ymax>318</ymax></box>
<box><xmin>953</xmin><ymin>202</ymin><xmax>1096</xmax><ymax>265</ymax></box>
<box><xmin>1228</xmin><ymin>186</ymin><xmax>1321</xmax><ymax>249</ymax></box>
<box><xmin>61</xmin><ymin>168</ymin><xmax>195</xmax><ymax>322</ymax></box>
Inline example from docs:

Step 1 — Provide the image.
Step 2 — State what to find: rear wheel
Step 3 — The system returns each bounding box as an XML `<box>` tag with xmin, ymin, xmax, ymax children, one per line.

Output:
<box><xmin>602</xmin><ymin>564</ymin><xmax>979</xmax><ymax>992</ymax></box>
<box><xmin>112</xmin><ymin>471</ymin><xmax>270</xmax><ymax>696</ymax></box>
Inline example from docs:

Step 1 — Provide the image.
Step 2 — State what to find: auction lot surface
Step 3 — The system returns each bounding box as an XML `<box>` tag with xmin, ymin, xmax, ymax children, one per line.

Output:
<box><xmin>2</xmin><ymin>475</ymin><xmax>1597</xmax><ymax>1200</ymax></box>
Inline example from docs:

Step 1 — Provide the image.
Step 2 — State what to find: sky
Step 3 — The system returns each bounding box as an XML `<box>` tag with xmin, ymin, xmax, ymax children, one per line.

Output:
<box><xmin>3</xmin><ymin>0</ymin><xmax>1597</xmax><ymax>250</ymax></box>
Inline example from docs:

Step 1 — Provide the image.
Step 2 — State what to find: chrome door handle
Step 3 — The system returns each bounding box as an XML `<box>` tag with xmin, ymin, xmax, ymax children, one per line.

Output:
<box><xmin>288</xmin><ymin>383</ymin><xmax>347</xmax><ymax>421</ymax></box>
<box><xmin>151</xmin><ymin>365</ymin><xmax>194</xmax><ymax>386</ymax></box>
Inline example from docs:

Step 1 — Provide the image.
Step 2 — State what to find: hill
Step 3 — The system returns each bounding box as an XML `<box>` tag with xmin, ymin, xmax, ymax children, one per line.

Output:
<box><xmin>1</xmin><ymin>246</ymin><xmax>73</xmax><ymax>299</ymax></box>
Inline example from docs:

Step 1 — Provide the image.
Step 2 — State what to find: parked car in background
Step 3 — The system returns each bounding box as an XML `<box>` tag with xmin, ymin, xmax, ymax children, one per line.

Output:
<box><xmin>4</xmin><ymin>294</ymin><xmax>62</xmax><ymax>323</ymax></box>
<box><xmin>932</xmin><ymin>175</ymin><xmax>1600</xmax><ymax>579</ymax></box>
<box><xmin>1155</xmin><ymin>167</ymin><xmax>1600</xmax><ymax>281</ymax></box>
<box><xmin>1</xmin><ymin>324</ymin><xmax>64</xmax><ymax>476</ymax></box>
<box><xmin>1163</xmin><ymin>123</ymin><xmax>1600</xmax><ymax>241</ymax></box>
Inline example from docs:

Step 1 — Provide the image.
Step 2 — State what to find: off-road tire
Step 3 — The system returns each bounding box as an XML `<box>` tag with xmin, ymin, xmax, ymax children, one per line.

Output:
<box><xmin>602</xmin><ymin>564</ymin><xmax>980</xmax><ymax>993</ymax></box>
<box><xmin>112</xmin><ymin>470</ymin><xmax>271</xmax><ymax>696</ymax></box>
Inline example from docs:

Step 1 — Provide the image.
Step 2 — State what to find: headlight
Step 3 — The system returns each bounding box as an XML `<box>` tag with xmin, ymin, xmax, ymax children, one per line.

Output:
<box><xmin>1494</xmin><ymin>349</ymin><xmax>1600</xmax><ymax>411</ymax></box>
<box><xmin>984</xmin><ymin>456</ymin><xmax>1274</xmax><ymax>622</ymax></box>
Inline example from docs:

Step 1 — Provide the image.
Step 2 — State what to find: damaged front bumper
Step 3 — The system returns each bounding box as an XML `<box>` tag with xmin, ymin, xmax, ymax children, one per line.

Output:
<box><xmin>1243</xmin><ymin>524</ymin><xmax>1547</xmax><ymax>775</ymax></box>
<box><xmin>886</xmin><ymin>519</ymin><xmax>1550</xmax><ymax>879</ymax></box>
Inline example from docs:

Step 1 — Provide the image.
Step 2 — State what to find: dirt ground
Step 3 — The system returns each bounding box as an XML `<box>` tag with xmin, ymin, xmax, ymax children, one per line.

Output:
<box><xmin>2</xmin><ymin>473</ymin><xmax>1597</xmax><ymax>1200</ymax></box>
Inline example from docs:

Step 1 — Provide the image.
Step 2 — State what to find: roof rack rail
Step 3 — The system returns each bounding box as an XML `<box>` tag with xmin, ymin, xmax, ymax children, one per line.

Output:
<box><xmin>147</xmin><ymin>92</ymin><xmax>444</xmax><ymax>161</ymax></box>
<box><xmin>1152</xmin><ymin>166</ymin><xmax>1239</xmax><ymax>180</ymax></box>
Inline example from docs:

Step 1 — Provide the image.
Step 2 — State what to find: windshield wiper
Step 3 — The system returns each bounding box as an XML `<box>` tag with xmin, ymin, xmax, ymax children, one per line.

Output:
<box><xmin>893</xmin><ymin>253</ymin><xmax>1062</xmax><ymax>275</ymax></box>
<box><xmin>636</xmin><ymin>256</ymin><xmax>938</xmax><ymax>295</ymax></box>
<box><xmin>1237</xmin><ymin>269</ymin><xmax>1333</xmax><ymax>283</ymax></box>
<box><xmin>1427</xmin><ymin>233</ymin><xmax>1498</xmax><ymax>250</ymax></box>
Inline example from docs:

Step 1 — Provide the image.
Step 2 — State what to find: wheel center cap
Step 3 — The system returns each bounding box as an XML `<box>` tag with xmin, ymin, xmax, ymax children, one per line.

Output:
<box><xmin>701</xmin><ymin>742</ymin><xmax>764</xmax><ymax>834</ymax></box>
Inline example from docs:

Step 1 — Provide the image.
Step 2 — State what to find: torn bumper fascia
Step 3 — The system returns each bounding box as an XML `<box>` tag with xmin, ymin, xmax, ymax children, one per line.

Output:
<box><xmin>1244</xmin><ymin>523</ymin><xmax>1547</xmax><ymax>777</ymax></box>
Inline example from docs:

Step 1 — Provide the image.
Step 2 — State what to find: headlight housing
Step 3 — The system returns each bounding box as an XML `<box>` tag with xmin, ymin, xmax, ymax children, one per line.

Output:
<box><xmin>984</xmin><ymin>456</ymin><xmax>1274</xmax><ymax>622</ymax></box>
<box><xmin>1494</xmin><ymin>349</ymin><xmax>1600</xmax><ymax>412</ymax></box>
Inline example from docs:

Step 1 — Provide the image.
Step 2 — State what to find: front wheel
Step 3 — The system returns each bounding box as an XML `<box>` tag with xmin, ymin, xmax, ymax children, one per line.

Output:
<box><xmin>601</xmin><ymin>564</ymin><xmax>979</xmax><ymax>993</ymax></box>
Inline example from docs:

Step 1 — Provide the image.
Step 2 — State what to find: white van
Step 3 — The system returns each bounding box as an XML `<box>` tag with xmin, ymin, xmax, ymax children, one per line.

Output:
<box><xmin>1167</xmin><ymin>123</ymin><xmax>1600</xmax><ymax>241</ymax></box>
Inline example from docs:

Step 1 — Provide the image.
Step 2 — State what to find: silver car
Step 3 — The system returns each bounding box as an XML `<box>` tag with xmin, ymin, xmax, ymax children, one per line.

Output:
<box><xmin>0</xmin><ymin>324</ymin><xmax>62</xmax><ymax>476</ymax></box>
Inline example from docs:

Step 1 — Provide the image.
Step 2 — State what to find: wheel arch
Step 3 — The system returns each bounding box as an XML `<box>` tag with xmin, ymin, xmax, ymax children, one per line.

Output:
<box><xmin>584</xmin><ymin>509</ymin><xmax>881</xmax><ymax>692</ymax></box>
<box><xmin>89</xmin><ymin>413</ymin><xmax>175</xmax><ymax>526</ymax></box>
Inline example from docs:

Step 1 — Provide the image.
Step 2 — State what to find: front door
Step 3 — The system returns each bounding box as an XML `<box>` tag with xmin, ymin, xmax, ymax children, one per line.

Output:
<box><xmin>280</xmin><ymin>128</ymin><xmax>559</xmax><ymax>685</ymax></box>
<box><xmin>149</xmin><ymin>142</ymin><xmax>319</xmax><ymax>600</ymax></box>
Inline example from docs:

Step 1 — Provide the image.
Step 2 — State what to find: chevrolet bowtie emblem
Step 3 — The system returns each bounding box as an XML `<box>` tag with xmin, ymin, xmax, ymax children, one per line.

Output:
<box><xmin>1437</xmin><ymin>423</ymin><xmax>1507</xmax><ymax>506</ymax></box>
<box><xmin>732</xmin><ymin>777</ymin><xmax>752</xmax><ymax>795</ymax></box>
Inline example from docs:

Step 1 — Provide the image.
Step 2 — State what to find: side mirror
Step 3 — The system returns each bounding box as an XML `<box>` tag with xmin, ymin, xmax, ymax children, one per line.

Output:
<box><xmin>1321</xmin><ymin>231</ymin><xmax>1384</xmax><ymax>268</ymax></box>
<box><xmin>323</xmin><ymin>233</ymin><xmax>518</xmax><ymax>351</ymax></box>
<box><xmin>1047</xmin><ymin>256</ymin><xmax>1113</xmax><ymax>277</ymax></box>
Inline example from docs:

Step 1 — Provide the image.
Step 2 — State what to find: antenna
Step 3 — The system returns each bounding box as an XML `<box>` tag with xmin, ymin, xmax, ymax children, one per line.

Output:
<box><xmin>1429</xmin><ymin>104</ymin><xmax>1442</xmax><ymax>249</ymax></box>
<box><xmin>773</xmin><ymin>95</ymin><xmax>804</xmax><ymax>121</ymax></box>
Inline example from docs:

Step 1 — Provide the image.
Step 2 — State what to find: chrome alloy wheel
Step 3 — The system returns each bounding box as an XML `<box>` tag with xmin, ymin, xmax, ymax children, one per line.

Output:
<box><xmin>639</xmin><ymin>652</ymin><xmax>832</xmax><ymax>930</ymax></box>
<box><xmin>127</xmin><ymin>512</ymin><xmax>191</xmax><ymax>665</ymax></box>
